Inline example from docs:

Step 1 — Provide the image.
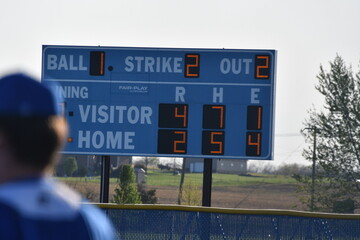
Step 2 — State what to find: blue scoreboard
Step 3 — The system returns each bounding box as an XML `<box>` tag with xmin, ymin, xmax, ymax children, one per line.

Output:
<box><xmin>41</xmin><ymin>45</ymin><xmax>276</xmax><ymax>160</ymax></box>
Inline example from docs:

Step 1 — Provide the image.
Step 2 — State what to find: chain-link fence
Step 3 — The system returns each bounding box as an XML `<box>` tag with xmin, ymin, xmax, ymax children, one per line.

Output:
<box><xmin>95</xmin><ymin>204</ymin><xmax>360</xmax><ymax>240</ymax></box>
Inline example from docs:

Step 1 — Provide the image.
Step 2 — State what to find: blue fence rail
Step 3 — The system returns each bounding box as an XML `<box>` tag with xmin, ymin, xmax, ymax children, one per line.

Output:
<box><xmin>95</xmin><ymin>204</ymin><xmax>360</xmax><ymax>239</ymax></box>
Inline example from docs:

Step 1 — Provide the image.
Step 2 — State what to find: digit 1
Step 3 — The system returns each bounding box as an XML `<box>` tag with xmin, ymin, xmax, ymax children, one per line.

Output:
<box><xmin>173</xmin><ymin>131</ymin><xmax>187</xmax><ymax>153</ymax></box>
<box><xmin>255</xmin><ymin>55</ymin><xmax>270</xmax><ymax>79</ymax></box>
<box><xmin>246</xmin><ymin>132</ymin><xmax>261</xmax><ymax>156</ymax></box>
<box><xmin>90</xmin><ymin>51</ymin><xmax>105</xmax><ymax>76</ymax></box>
<box><xmin>247</xmin><ymin>106</ymin><xmax>262</xmax><ymax>130</ymax></box>
<box><xmin>175</xmin><ymin>105</ymin><xmax>187</xmax><ymax>128</ymax></box>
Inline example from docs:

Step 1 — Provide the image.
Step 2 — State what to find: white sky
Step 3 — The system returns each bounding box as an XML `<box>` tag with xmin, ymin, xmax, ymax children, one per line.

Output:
<box><xmin>1</xmin><ymin>0</ymin><xmax>359</xmax><ymax>166</ymax></box>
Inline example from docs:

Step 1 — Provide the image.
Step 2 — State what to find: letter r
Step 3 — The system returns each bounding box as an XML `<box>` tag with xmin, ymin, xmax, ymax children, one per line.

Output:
<box><xmin>175</xmin><ymin>87</ymin><xmax>186</xmax><ymax>102</ymax></box>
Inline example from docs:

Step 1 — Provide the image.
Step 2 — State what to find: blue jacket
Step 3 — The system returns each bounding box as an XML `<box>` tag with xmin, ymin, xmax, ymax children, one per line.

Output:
<box><xmin>0</xmin><ymin>177</ymin><xmax>115</xmax><ymax>240</ymax></box>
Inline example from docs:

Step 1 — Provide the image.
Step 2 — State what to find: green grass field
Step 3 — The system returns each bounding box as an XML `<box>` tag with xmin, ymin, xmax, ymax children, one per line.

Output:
<box><xmin>145</xmin><ymin>170</ymin><xmax>297</xmax><ymax>187</ymax></box>
<box><xmin>57</xmin><ymin>169</ymin><xmax>297</xmax><ymax>187</ymax></box>
<box><xmin>57</xmin><ymin>169</ymin><xmax>303</xmax><ymax>209</ymax></box>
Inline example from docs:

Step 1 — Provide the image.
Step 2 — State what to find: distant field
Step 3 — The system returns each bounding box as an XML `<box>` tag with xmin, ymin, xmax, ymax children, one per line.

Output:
<box><xmin>57</xmin><ymin>169</ymin><xmax>297</xmax><ymax>187</ymax></box>
<box><xmin>145</xmin><ymin>170</ymin><xmax>298</xmax><ymax>186</ymax></box>
<box><xmin>56</xmin><ymin>169</ymin><xmax>360</xmax><ymax>213</ymax></box>
<box><xmin>57</xmin><ymin>169</ymin><xmax>303</xmax><ymax>210</ymax></box>
<box><xmin>58</xmin><ymin>176</ymin><xmax>118</xmax><ymax>183</ymax></box>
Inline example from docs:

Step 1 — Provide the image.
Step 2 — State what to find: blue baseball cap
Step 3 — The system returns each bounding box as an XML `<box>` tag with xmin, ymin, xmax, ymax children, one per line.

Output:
<box><xmin>0</xmin><ymin>73</ymin><xmax>57</xmax><ymax>117</ymax></box>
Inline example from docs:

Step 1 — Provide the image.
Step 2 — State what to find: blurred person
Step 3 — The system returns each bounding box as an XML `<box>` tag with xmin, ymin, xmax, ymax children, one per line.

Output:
<box><xmin>0</xmin><ymin>73</ymin><xmax>115</xmax><ymax>239</ymax></box>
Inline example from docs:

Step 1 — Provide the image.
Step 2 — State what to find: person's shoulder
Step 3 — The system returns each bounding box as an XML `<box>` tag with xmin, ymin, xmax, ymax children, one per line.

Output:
<box><xmin>0</xmin><ymin>177</ymin><xmax>82</xmax><ymax>219</ymax></box>
<box><xmin>0</xmin><ymin>201</ymin><xmax>23</xmax><ymax>239</ymax></box>
<box><xmin>0</xmin><ymin>178</ymin><xmax>116</xmax><ymax>239</ymax></box>
<box><xmin>79</xmin><ymin>203</ymin><xmax>116</xmax><ymax>240</ymax></box>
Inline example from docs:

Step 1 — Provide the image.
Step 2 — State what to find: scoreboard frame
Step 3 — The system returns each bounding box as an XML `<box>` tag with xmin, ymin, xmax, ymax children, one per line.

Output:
<box><xmin>41</xmin><ymin>45</ymin><xmax>276</xmax><ymax>160</ymax></box>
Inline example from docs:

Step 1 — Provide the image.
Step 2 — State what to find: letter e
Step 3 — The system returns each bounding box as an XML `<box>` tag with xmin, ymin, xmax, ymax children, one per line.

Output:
<box><xmin>251</xmin><ymin>88</ymin><xmax>260</xmax><ymax>104</ymax></box>
<box><xmin>124</xmin><ymin>132</ymin><xmax>135</xmax><ymax>150</ymax></box>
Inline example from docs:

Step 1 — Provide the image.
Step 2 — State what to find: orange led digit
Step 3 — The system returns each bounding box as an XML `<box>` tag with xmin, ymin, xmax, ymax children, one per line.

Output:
<box><xmin>211</xmin><ymin>106</ymin><xmax>224</xmax><ymax>128</ymax></box>
<box><xmin>247</xmin><ymin>106</ymin><xmax>262</xmax><ymax>130</ymax></box>
<box><xmin>90</xmin><ymin>51</ymin><xmax>105</xmax><ymax>76</ymax></box>
<box><xmin>100</xmin><ymin>52</ymin><xmax>105</xmax><ymax>75</ymax></box>
<box><xmin>247</xmin><ymin>132</ymin><xmax>261</xmax><ymax>156</ymax></box>
<box><xmin>186</xmin><ymin>55</ymin><xmax>199</xmax><ymax>77</ymax></box>
<box><xmin>158</xmin><ymin>129</ymin><xmax>187</xmax><ymax>154</ymax></box>
<box><xmin>185</xmin><ymin>54</ymin><xmax>200</xmax><ymax>78</ymax></box>
<box><xmin>255</xmin><ymin>55</ymin><xmax>270</xmax><ymax>79</ymax></box>
<box><xmin>203</xmin><ymin>105</ymin><xmax>226</xmax><ymax>129</ymax></box>
<box><xmin>175</xmin><ymin>105</ymin><xmax>187</xmax><ymax>128</ymax></box>
<box><xmin>257</xmin><ymin>107</ymin><xmax>262</xmax><ymax>129</ymax></box>
<box><xmin>158</xmin><ymin>104</ymin><xmax>188</xmax><ymax>128</ymax></box>
<box><xmin>174</xmin><ymin>131</ymin><xmax>186</xmax><ymax>153</ymax></box>
<box><xmin>210</xmin><ymin>132</ymin><xmax>223</xmax><ymax>154</ymax></box>
<box><xmin>202</xmin><ymin>130</ymin><xmax>225</xmax><ymax>155</ymax></box>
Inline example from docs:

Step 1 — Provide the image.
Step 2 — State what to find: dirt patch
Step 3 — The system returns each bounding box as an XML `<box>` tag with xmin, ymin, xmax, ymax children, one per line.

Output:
<box><xmin>212</xmin><ymin>184</ymin><xmax>304</xmax><ymax>210</ymax></box>
<box><xmin>148</xmin><ymin>184</ymin><xmax>306</xmax><ymax>210</ymax></box>
<box><xmin>63</xmin><ymin>180</ymin><xmax>305</xmax><ymax>210</ymax></box>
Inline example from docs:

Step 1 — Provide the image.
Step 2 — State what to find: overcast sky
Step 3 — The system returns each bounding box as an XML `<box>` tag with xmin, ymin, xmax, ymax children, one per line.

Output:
<box><xmin>1</xmin><ymin>0</ymin><xmax>359</xmax><ymax>166</ymax></box>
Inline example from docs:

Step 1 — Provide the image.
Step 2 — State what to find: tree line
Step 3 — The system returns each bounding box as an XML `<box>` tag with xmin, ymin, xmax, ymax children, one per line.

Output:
<box><xmin>298</xmin><ymin>55</ymin><xmax>360</xmax><ymax>213</ymax></box>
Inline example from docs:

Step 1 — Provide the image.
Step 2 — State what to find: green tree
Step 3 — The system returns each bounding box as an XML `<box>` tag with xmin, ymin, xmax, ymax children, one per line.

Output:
<box><xmin>64</xmin><ymin>157</ymin><xmax>78</xmax><ymax>177</ymax></box>
<box><xmin>112</xmin><ymin>165</ymin><xmax>141</xmax><ymax>204</ymax></box>
<box><xmin>78</xmin><ymin>166</ymin><xmax>88</xmax><ymax>179</ymax></box>
<box><xmin>298</xmin><ymin>55</ymin><xmax>360</xmax><ymax>212</ymax></box>
<box><xmin>137</xmin><ymin>157</ymin><xmax>159</xmax><ymax>173</ymax></box>
<box><xmin>137</xmin><ymin>184</ymin><xmax>157</xmax><ymax>204</ymax></box>
<box><xmin>180</xmin><ymin>181</ymin><xmax>202</xmax><ymax>206</ymax></box>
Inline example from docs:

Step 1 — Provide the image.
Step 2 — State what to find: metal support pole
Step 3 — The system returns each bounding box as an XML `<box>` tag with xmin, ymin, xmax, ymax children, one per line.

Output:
<box><xmin>202</xmin><ymin>158</ymin><xmax>213</xmax><ymax>207</ymax></box>
<box><xmin>100</xmin><ymin>155</ymin><xmax>110</xmax><ymax>203</ymax></box>
<box><xmin>201</xmin><ymin>158</ymin><xmax>213</xmax><ymax>240</ymax></box>
<box><xmin>310</xmin><ymin>127</ymin><xmax>317</xmax><ymax>212</ymax></box>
